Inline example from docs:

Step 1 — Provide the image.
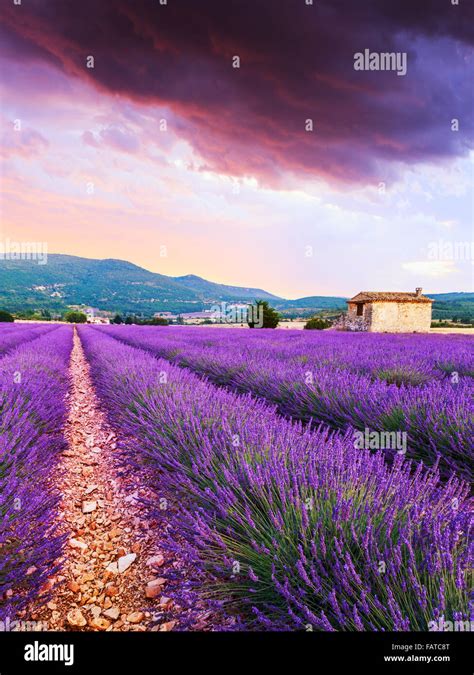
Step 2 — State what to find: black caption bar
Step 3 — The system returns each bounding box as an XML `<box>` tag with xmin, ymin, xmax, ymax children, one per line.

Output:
<box><xmin>0</xmin><ymin>632</ymin><xmax>471</xmax><ymax>674</ymax></box>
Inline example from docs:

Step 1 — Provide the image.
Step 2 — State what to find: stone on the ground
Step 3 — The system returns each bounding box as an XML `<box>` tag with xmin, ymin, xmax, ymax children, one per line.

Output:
<box><xmin>103</xmin><ymin>607</ymin><xmax>120</xmax><ymax>620</ymax></box>
<box><xmin>67</xmin><ymin>609</ymin><xmax>87</xmax><ymax>627</ymax></box>
<box><xmin>82</xmin><ymin>501</ymin><xmax>97</xmax><ymax>514</ymax></box>
<box><xmin>145</xmin><ymin>583</ymin><xmax>161</xmax><ymax>600</ymax></box>
<box><xmin>127</xmin><ymin>611</ymin><xmax>144</xmax><ymax>624</ymax></box>
<box><xmin>81</xmin><ymin>572</ymin><xmax>95</xmax><ymax>583</ymax></box>
<box><xmin>90</xmin><ymin>617</ymin><xmax>111</xmax><ymax>630</ymax></box>
<box><xmin>67</xmin><ymin>580</ymin><xmax>80</xmax><ymax>593</ymax></box>
<box><xmin>147</xmin><ymin>554</ymin><xmax>165</xmax><ymax>569</ymax></box>
<box><xmin>69</xmin><ymin>538</ymin><xmax>88</xmax><ymax>551</ymax></box>
<box><xmin>109</xmin><ymin>528</ymin><xmax>122</xmax><ymax>539</ymax></box>
<box><xmin>145</xmin><ymin>578</ymin><xmax>167</xmax><ymax>599</ymax></box>
<box><xmin>117</xmin><ymin>553</ymin><xmax>136</xmax><ymax>573</ymax></box>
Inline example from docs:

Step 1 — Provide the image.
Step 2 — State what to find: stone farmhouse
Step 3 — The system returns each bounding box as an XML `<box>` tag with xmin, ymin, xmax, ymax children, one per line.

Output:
<box><xmin>339</xmin><ymin>288</ymin><xmax>433</xmax><ymax>332</ymax></box>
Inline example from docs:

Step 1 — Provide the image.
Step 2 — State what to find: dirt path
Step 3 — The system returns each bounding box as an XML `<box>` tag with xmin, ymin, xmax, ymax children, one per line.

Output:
<box><xmin>27</xmin><ymin>328</ymin><xmax>180</xmax><ymax>631</ymax></box>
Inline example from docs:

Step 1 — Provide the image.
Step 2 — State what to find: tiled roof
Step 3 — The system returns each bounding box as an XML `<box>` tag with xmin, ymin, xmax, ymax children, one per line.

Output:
<box><xmin>347</xmin><ymin>292</ymin><xmax>434</xmax><ymax>304</ymax></box>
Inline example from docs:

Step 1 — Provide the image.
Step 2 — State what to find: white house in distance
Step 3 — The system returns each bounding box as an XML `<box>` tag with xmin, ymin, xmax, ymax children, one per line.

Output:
<box><xmin>85</xmin><ymin>307</ymin><xmax>99</xmax><ymax>321</ymax></box>
<box><xmin>340</xmin><ymin>288</ymin><xmax>434</xmax><ymax>332</ymax></box>
<box><xmin>84</xmin><ymin>307</ymin><xmax>110</xmax><ymax>324</ymax></box>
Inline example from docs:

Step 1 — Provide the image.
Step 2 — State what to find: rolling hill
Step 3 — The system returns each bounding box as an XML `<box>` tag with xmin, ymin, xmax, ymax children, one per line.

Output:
<box><xmin>427</xmin><ymin>293</ymin><xmax>474</xmax><ymax>322</ymax></box>
<box><xmin>0</xmin><ymin>254</ymin><xmax>284</xmax><ymax>315</ymax></box>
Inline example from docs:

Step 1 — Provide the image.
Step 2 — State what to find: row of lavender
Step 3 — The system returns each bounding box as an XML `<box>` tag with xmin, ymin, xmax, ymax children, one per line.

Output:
<box><xmin>0</xmin><ymin>326</ymin><xmax>72</xmax><ymax>621</ymax></box>
<box><xmin>0</xmin><ymin>323</ymin><xmax>59</xmax><ymax>358</ymax></box>
<box><xmin>80</xmin><ymin>326</ymin><xmax>472</xmax><ymax>631</ymax></box>
<box><xmin>97</xmin><ymin>326</ymin><xmax>474</xmax><ymax>482</ymax></box>
<box><xmin>101</xmin><ymin>327</ymin><xmax>474</xmax><ymax>383</ymax></box>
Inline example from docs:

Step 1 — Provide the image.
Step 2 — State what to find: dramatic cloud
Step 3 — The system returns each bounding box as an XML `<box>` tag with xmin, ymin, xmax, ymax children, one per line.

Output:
<box><xmin>1</xmin><ymin>0</ymin><xmax>472</xmax><ymax>186</ymax></box>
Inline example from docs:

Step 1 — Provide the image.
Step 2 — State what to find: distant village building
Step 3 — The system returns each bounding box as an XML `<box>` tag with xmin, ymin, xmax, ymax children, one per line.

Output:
<box><xmin>83</xmin><ymin>307</ymin><xmax>110</xmax><ymax>324</ymax></box>
<box><xmin>88</xmin><ymin>316</ymin><xmax>110</xmax><ymax>325</ymax></box>
<box><xmin>339</xmin><ymin>288</ymin><xmax>433</xmax><ymax>333</ymax></box>
<box><xmin>85</xmin><ymin>307</ymin><xmax>99</xmax><ymax>320</ymax></box>
<box><xmin>179</xmin><ymin>311</ymin><xmax>214</xmax><ymax>324</ymax></box>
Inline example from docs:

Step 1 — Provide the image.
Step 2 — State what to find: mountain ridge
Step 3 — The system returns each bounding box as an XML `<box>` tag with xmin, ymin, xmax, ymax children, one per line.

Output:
<box><xmin>173</xmin><ymin>273</ymin><xmax>281</xmax><ymax>301</ymax></box>
<box><xmin>0</xmin><ymin>253</ymin><xmax>285</xmax><ymax>314</ymax></box>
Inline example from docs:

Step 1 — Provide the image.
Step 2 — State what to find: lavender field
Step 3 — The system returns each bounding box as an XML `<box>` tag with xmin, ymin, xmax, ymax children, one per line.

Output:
<box><xmin>0</xmin><ymin>324</ymin><xmax>473</xmax><ymax>632</ymax></box>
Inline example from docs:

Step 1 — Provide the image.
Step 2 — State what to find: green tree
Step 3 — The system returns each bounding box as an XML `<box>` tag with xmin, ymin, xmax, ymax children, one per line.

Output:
<box><xmin>304</xmin><ymin>317</ymin><xmax>331</xmax><ymax>330</ymax></box>
<box><xmin>64</xmin><ymin>310</ymin><xmax>87</xmax><ymax>323</ymax></box>
<box><xmin>112</xmin><ymin>314</ymin><xmax>123</xmax><ymax>324</ymax></box>
<box><xmin>0</xmin><ymin>310</ymin><xmax>14</xmax><ymax>322</ymax></box>
<box><xmin>247</xmin><ymin>301</ymin><xmax>280</xmax><ymax>329</ymax></box>
<box><xmin>148</xmin><ymin>317</ymin><xmax>169</xmax><ymax>326</ymax></box>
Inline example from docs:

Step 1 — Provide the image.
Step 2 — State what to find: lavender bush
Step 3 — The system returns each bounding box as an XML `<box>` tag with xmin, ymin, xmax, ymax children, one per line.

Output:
<box><xmin>79</xmin><ymin>326</ymin><xmax>472</xmax><ymax>631</ymax></box>
<box><xmin>0</xmin><ymin>326</ymin><xmax>72</xmax><ymax>620</ymax></box>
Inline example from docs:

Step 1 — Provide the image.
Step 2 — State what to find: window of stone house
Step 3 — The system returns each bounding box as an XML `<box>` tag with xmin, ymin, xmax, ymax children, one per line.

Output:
<box><xmin>356</xmin><ymin>303</ymin><xmax>364</xmax><ymax>316</ymax></box>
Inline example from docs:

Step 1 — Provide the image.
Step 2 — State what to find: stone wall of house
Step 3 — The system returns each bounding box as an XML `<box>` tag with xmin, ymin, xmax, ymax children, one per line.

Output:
<box><xmin>334</xmin><ymin>310</ymin><xmax>369</xmax><ymax>331</ymax></box>
<box><xmin>336</xmin><ymin>301</ymin><xmax>372</xmax><ymax>331</ymax></box>
<box><xmin>370</xmin><ymin>302</ymin><xmax>432</xmax><ymax>333</ymax></box>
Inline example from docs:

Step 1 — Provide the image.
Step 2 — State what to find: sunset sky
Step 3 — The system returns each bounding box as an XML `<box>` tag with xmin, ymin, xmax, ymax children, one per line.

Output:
<box><xmin>1</xmin><ymin>0</ymin><xmax>472</xmax><ymax>298</ymax></box>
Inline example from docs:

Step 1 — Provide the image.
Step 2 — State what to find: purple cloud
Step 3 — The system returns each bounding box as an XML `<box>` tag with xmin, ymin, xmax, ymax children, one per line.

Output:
<box><xmin>1</xmin><ymin>0</ymin><xmax>472</xmax><ymax>185</ymax></box>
